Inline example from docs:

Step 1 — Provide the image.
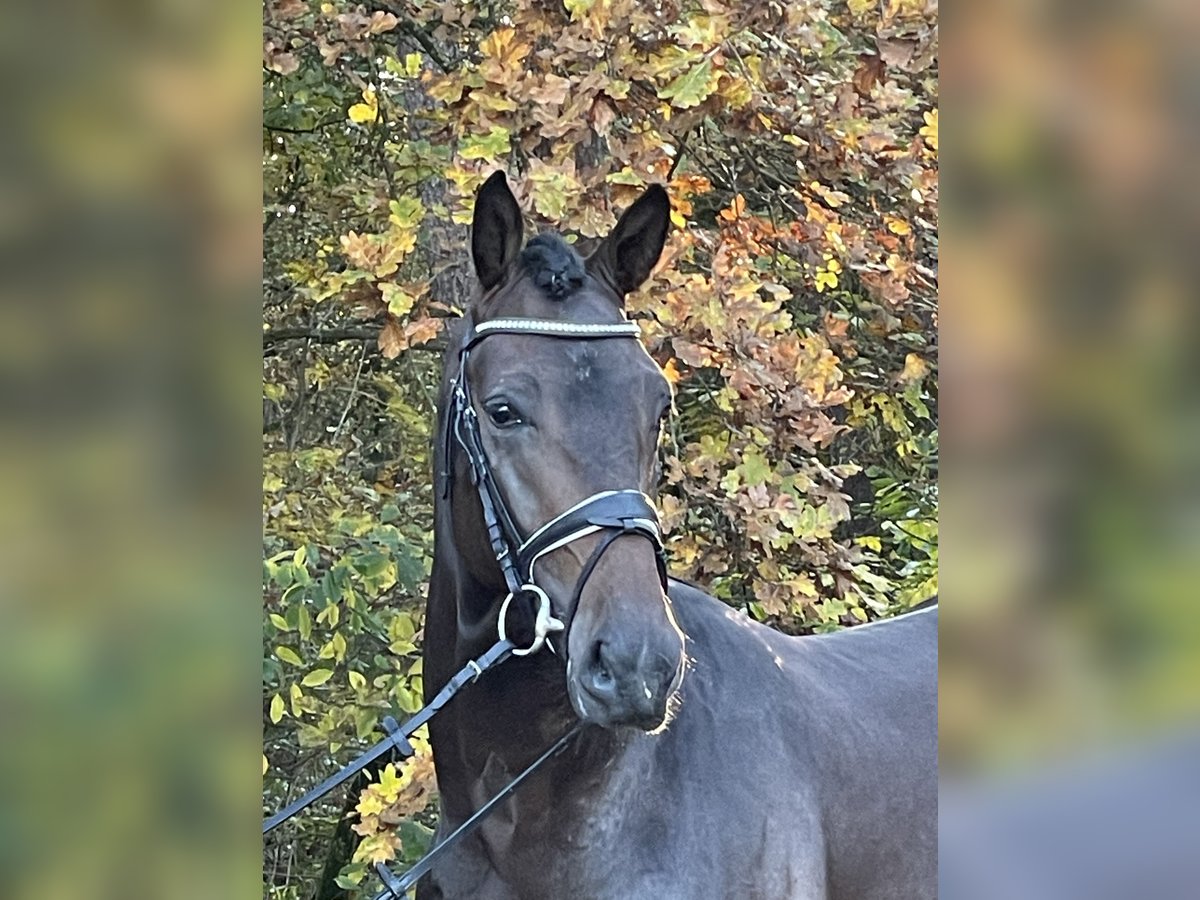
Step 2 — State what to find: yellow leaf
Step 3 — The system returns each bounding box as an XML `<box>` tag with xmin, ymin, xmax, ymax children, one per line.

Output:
<box><xmin>348</xmin><ymin>87</ymin><xmax>379</xmax><ymax>125</ymax></box>
<box><xmin>403</xmin><ymin>52</ymin><xmax>422</xmax><ymax>77</ymax></box>
<box><xmin>848</xmin><ymin>0</ymin><xmax>875</xmax><ymax>16</ymax></box>
<box><xmin>301</xmin><ymin>668</ymin><xmax>334</xmax><ymax>687</ymax></box>
<box><xmin>263</xmin><ymin>755</ymin><xmax>269</xmax><ymax>776</ymax></box>
<box><xmin>886</xmin><ymin>216</ymin><xmax>912</xmax><ymax>235</ymax></box>
<box><xmin>899</xmin><ymin>353</ymin><xmax>930</xmax><ymax>383</ymax></box>
<box><xmin>270</xmin><ymin>694</ymin><xmax>286</xmax><ymax>723</ymax></box>
<box><xmin>275</xmin><ymin>645</ymin><xmax>303</xmax><ymax>667</ymax></box>
<box><xmin>815</xmin><ymin>271</ymin><xmax>838</xmax><ymax>292</ymax></box>
<box><xmin>717</xmin><ymin>75</ymin><xmax>753</xmax><ymax>109</ymax></box>
<box><xmin>349</xmin><ymin>670</ymin><xmax>367</xmax><ymax>690</ymax></box>
<box><xmin>377</xmin><ymin>764</ymin><xmax>404</xmax><ymax>800</ymax></box>
<box><xmin>356</xmin><ymin>792</ymin><xmax>387</xmax><ymax>818</ymax></box>
<box><xmin>919</xmin><ymin>109</ymin><xmax>938</xmax><ymax>151</ymax></box>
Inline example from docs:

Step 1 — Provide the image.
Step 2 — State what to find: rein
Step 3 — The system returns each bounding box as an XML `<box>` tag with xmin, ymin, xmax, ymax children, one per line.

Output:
<box><xmin>263</xmin><ymin>314</ymin><xmax>668</xmax><ymax>899</ymax></box>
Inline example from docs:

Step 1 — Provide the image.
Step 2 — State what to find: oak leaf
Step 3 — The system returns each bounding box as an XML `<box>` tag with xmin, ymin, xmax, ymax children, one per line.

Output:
<box><xmin>378</xmin><ymin>319</ymin><xmax>406</xmax><ymax>359</ymax></box>
<box><xmin>658</xmin><ymin>59</ymin><xmax>719</xmax><ymax>109</ymax></box>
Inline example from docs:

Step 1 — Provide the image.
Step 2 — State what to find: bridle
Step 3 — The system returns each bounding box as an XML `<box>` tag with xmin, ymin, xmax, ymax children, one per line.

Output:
<box><xmin>440</xmin><ymin>315</ymin><xmax>670</xmax><ymax>656</ymax></box>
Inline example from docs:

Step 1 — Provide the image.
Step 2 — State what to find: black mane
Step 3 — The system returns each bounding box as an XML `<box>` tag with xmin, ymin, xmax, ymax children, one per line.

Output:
<box><xmin>519</xmin><ymin>233</ymin><xmax>585</xmax><ymax>301</ymax></box>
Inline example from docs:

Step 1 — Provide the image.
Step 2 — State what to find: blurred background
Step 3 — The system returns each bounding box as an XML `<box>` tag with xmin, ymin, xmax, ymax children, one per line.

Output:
<box><xmin>0</xmin><ymin>1</ymin><xmax>262</xmax><ymax>898</ymax></box>
<box><xmin>937</xmin><ymin>0</ymin><xmax>1200</xmax><ymax>892</ymax></box>
<box><xmin>0</xmin><ymin>0</ymin><xmax>1196</xmax><ymax>898</ymax></box>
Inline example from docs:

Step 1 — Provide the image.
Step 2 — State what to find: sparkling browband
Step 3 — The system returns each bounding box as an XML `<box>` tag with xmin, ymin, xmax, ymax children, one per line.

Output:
<box><xmin>472</xmin><ymin>318</ymin><xmax>641</xmax><ymax>338</ymax></box>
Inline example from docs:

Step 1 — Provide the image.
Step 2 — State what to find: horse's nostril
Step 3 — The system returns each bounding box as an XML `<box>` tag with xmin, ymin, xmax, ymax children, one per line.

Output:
<box><xmin>588</xmin><ymin>642</ymin><xmax>618</xmax><ymax>694</ymax></box>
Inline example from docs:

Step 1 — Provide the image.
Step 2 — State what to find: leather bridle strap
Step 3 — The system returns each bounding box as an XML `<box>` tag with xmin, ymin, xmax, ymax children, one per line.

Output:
<box><xmin>518</xmin><ymin>489</ymin><xmax>666</xmax><ymax>590</ymax></box>
<box><xmin>443</xmin><ymin>315</ymin><xmax>668</xmax><ymax>655</ymax></box>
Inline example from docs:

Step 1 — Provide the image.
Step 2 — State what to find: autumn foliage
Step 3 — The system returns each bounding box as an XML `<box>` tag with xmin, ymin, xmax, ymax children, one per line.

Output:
<box><xmin>264</xmin><ymin>0</ymin><xmax>937</xmax><ymax>894</ymax></box>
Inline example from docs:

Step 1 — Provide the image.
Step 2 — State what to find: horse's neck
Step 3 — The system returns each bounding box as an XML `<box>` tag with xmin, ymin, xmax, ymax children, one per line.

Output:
<box><xmin>423</xmin><ymin>518</ymin><xmax>632</xmax><ymax>814</ymax></box>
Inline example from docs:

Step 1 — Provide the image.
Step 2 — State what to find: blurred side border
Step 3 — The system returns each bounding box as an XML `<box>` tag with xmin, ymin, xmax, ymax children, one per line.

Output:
<box><xmin>0</xmin><ymin>1</ymin><xmax>262</xmax><ymax>898</ymax></box>
<box><xmin>942</xmin><ymin>0</ymin><xmax>1199</xmax><ymax>894</ymax></box>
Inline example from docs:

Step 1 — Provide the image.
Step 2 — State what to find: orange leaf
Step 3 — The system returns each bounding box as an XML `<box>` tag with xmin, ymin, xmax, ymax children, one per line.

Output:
<box><xmin>378</xmin><ymin>319</ymin><xmax>406</xmax><ymax>359</ymax></box>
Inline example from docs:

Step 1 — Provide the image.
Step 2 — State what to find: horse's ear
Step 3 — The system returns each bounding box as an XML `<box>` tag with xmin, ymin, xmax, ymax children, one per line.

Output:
<box><xmin>586</xmin><ymin>184</ymin><xmax>671</xmax><ymax>301</ymax></box>
<box><xmin>471</xmin><ymin>172</ymin><xmax>524</xmax><ymax>292</ymax></box>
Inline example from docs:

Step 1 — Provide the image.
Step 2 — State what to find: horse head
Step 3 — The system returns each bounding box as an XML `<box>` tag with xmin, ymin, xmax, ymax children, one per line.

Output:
<box><xmin>444</xmin><ymin>172</ymin><xmax>685</xmax><ymax>731</ymax></box>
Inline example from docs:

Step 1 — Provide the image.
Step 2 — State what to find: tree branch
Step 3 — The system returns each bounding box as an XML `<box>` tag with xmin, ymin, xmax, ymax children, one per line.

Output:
<box><xmin>263</xmin><ymin>326</ymin><xmax>379</xmax><ymax>349</ymax></box>
<box><xmin>262</xmin><ymin>326</ymin><xmax>445</xmax><ymax>354</ymax></box>
<box><xmin>264</xmin><ymin>116</ymin><xmax>344</xmax><ymax>135</ymax></box>
<box><xmin>399</xmin><ymin>21</ymin><xmax>451</xmax><ymax>73</ymax></box>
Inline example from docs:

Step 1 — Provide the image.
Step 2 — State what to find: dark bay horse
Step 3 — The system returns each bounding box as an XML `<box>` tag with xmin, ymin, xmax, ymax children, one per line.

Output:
<box><xmin>417</xmin><ymin>172</ymin><xmax>937</xmax><ymax>899</ymax></box>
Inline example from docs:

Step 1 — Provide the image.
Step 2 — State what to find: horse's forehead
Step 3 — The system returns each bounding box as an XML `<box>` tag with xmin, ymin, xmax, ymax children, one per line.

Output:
<box><xmin>487</xmin><ymin>272</ymin><xmax>616</xmax><ymax>319</ymax></box>
<box><xmin>477</xmin><ymin>331</ymin><xmax>649</xmax><ymax>384</ymax></box>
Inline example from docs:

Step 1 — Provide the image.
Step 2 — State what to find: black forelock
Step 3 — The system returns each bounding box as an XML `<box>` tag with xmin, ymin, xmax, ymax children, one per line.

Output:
<box><xmin>519</xmin><ymin>232</ymin><xmax>586</xmax><ymax>301</ymax></box>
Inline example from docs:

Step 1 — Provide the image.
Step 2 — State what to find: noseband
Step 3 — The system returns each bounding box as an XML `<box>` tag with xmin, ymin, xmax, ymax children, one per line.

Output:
<box><xmin>439</xmin><ymin>316</ymin><xmax>669</xmax><ymax>656</ymax></box>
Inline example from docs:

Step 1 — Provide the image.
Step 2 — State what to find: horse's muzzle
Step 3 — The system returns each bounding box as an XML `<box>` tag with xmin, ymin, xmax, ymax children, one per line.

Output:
<box><xmin>569</xmin><ymin>628</ymin><xmax>683</xmax><ymax>731</ymax></box>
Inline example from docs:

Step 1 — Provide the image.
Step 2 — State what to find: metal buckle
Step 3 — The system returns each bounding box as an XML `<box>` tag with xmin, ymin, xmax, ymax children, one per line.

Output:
<box><xmin>498</xmin><ymin>584</ymin><xmax>564</xmax><ymax>657</ymax></box>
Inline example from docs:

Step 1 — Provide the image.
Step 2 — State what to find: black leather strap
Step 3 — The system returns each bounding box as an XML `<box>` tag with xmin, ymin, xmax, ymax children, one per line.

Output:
<box><xmin>516</xmin><ymin>490</ymin><xmax>666</xmax><ymax>590</ymax></box>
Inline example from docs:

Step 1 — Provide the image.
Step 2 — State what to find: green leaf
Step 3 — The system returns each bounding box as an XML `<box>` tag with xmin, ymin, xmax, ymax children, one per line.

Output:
<box><xmin>563</xmin><ymin>0</ymin><xmax>594</xmax><ymax>20</ymax></box>
<box><xmin>302</xmin><ymin>668</ymin><xmax>334</xmax><ymax>687</ymax></box>
<box><xmin>388</xmin><ymin>197</ymin><xmax>425</xmax><ymax>229</ymax></box>
<box><xmin>275</xmin><ymin>645</ymin><xmax>303</xmax><ymax>667</ymax></box>
<box><xmin>460</xmin><ymin>126</ymin><xmax>511</xmax><ymax>161</ymax></box>
<box><xmin>269</xmin><ymin>614</ymin><xmax>290</xmax><ymax>631</ymax></box>
<box><xmin>380</xmin><ymin>283</ymin><xmax>416</xmax><ymax>317</ymax></box>
<box><xmin>349</xmin><ymin>670</ymin><xmax>367</xmax><ymax>690</ymax></box>
<box><xmin>658</xmin><ymin>59</ymin><xmax>717</xmax><ymax>109</ymax></box>
<box><xmin>605</xmin><ymin>167</ymin><xmax>645</xmax><ymax>186</ymax></box>
<box><xmin>739</xmin><ymin>451</ymin><xmax>772</xmax><ymax>487</ymax></box>
<box><xmin>335</xmin><ymin>862</ymin><xmax>367</xmax><ymax>889</ymax></box>
<box><xmin>270</xmin><ymin>693</ymin><xmax>286</xmax><ymax>723</ymax></box>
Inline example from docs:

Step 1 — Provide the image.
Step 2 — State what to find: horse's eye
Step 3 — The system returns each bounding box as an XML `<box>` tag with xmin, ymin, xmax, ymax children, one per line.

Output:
<box><xmin>484</xmin><ymin>401</ymin><xmax>522</xmax><ymax>429</ymax></box>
